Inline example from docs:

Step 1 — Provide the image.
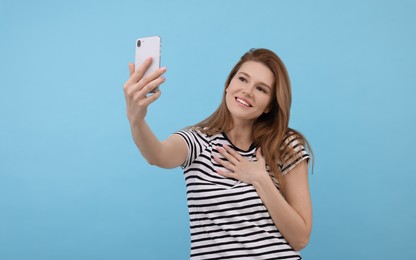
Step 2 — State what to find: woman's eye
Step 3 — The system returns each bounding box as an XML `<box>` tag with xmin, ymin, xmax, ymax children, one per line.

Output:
<box><xmin>257</xmin><ymin>86</ymin><xmax>267</xmax><ymax>93</ymax></box>
<box><xmin>239</xmin><ymin>77</ymin><xmax>247</xmax><ymax>82</ymax></box>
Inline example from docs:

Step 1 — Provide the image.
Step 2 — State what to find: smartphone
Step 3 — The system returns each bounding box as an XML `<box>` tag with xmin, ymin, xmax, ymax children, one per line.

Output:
<box><xmin>135</xmin><ymin>36</ymin><xmax>161</xmax><ymax>77</ymax></box>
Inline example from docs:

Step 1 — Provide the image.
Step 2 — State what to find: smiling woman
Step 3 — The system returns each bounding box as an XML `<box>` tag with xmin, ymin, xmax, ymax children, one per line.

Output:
<box><xmin>225</xmin><ymin>61</ymin><xmax>274</xmax><ymax>126</ymax></box>
<box><xmin>123</xmin><ymin>48</ymin><xmax>313</xmax><ymax>259</ymax></box>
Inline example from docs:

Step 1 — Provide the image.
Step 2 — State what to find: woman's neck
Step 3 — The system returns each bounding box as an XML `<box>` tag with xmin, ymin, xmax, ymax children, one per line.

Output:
<box><xmin>226</xmin><ymin>123</ymin><xmax>253</xmax><ymax>151</ymax></box>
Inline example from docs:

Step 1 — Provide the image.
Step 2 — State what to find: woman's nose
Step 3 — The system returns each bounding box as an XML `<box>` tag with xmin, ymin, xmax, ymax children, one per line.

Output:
<box><xmin>242</xmin><ymin>85</ymin><xmax>254</xmax><ymax>96</ymax></box>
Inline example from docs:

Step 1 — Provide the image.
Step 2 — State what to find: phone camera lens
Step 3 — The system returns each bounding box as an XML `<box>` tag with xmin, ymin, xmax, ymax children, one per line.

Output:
<box><xmin>137</xmin><ymin>40</ymin><xmax>141</xmax><ymax>47</ymax></box>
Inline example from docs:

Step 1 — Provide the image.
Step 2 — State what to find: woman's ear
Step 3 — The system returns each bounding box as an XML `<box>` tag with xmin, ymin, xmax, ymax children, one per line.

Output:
<box><xmin>264</xmin><ymin>107</ymin><xmax>271</xmax><ymax>114</ymax></box>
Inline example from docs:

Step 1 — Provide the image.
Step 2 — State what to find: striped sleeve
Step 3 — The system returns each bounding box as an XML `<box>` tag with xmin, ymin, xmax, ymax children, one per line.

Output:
<box><xmin>174</xmin><ymin>128</ymin><xmax>209</xmax><ymax>169</ymax></box>
<box><xmin>279</xmin><ymin>132</ymin><xmax>310</xmax><ymax>175</ymax></box>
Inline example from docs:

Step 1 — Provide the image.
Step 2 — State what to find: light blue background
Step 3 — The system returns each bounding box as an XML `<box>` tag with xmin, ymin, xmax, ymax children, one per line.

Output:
<box><xmin>1</xmin><ymin>0</ymin><xmax>415</xmax><ymax>259</ymax></box>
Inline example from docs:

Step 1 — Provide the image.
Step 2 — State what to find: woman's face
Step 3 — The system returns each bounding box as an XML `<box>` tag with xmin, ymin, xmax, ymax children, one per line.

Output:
<box><xmin>225</xmin><ymin>61</ymin><xmax>274</xmax><ymax>125</ymax></box>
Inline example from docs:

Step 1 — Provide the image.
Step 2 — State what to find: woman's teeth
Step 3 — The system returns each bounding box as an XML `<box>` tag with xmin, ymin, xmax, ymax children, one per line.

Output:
<box><xmin>236</xmin><ymin>98</ymin><xmax>252</xmax><ymax>107</ymax></box>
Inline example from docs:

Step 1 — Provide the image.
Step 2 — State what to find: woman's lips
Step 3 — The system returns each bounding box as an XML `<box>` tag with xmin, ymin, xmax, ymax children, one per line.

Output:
<box><xmin>235</xmin><ymin>97</ymin><xmax>252</xmax><ymax>107</ymax></box>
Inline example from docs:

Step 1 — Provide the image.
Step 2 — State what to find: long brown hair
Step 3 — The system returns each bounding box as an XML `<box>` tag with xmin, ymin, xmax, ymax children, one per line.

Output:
<box><xmin>194</xmin><ymin>48</ymin><xmax>312</xmax><ymax>183</ymax></box>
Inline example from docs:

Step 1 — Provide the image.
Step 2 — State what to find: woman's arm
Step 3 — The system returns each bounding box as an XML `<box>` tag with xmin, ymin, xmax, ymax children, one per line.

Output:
<box><xmin>214</xmin><ymin>146</ymin><xmax>312</xmax><ymax>251</ymax></box>
<box><xmin>253</xmin><ymin>161</ymin><xmax>312</xmax><ymax>251</ymax></box>
<box><xmin>123</xmin><ymin>59</ymin><xmax>187</xmax><ymax>169</ymax></box>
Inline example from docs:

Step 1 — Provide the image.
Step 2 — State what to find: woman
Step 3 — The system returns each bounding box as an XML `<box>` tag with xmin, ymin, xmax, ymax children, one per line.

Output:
<box><xmin>123</xmin><ymin>48</ymin><xmax>313</xmax><ymax>259</ymax></box>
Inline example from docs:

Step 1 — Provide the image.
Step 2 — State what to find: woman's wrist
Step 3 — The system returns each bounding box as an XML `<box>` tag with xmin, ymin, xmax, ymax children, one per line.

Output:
<box><xmin>129</xmin><ymin>117</ymin><xmax>145</xmax><ymax>130</ymax></box>
<box><xmin>252</xmin><ymin>171</ymin><xmax>273</xmax><ymax>190</ymax></box>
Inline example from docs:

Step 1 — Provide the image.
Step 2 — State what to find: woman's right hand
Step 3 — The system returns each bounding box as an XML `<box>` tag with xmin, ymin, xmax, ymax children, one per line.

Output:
<box><xmin>123</xmin><ymin>57</ymin><xmax>167</xmax><ymax>125</ymax></box>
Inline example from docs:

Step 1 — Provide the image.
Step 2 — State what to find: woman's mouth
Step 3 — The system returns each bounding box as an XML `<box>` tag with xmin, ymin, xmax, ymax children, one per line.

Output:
<box><xmin>235</xmin><ymin>97</ymin><xmax>252</xmax><ymax>107</ymax></box>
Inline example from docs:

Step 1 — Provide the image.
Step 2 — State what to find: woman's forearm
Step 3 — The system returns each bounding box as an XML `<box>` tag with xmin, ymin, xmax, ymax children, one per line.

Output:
<box><xmin>253</xmin><ymin>175</ymin><xmax>311</xmax><ymax>251</ymax></box>
<box><xmin>129</xmin><ymin>118</ymin><xmax>187</xmax><ymax>169</ymax></box>
<box><xmin>130</xmin><ymin>119</ymin><xmax>165</xmax><ymax>166</ymax></box>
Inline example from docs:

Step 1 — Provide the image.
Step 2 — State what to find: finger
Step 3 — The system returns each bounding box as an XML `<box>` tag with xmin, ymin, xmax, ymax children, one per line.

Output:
<box><xmin>138</xmin><ymin>89</ymin><xmax>162</xmax><ymax>107</ymax></box>
<box><xmin>221</xmin><ymin>145</ymin><xmax>244</xmax><ymax>162</ymax></box>
<box><xmin>128</xmin><ymin>62</ymin><xmax>135</xmax><ymax>76</ymax></box>
<box><xmin>213</xmin><ymin>155</ymin><xmax>235</xmax><ymax>171</ymax></box>
<box><xmin>256</xmin><ymin>147</ymin><xmax>264</xmax><ymax>159</ymax></box>
<box><xmin>135</xmin><ymin>56</ymin><xmax>153</xmax><ymax>77</ymax></box>
<box><xmin>137</xmin><ymin>76</ymin><xmax>166</xmax><ymax>98</ymax></box>
<box><xmin>125</xmin><ymin>57</ymin><xmax>153</xmax><ymax>86</ymax></box>
<box><xmin>255</xmin><ymin>148</ymin><xmax>267</xmax><ymax>166</ymax></box>
<box><xmin>138</xmin><ymin>66</ymin><xmax>167</xmax><ymax>88</ymax></box>
<box><xmin>123</xmin><ymin>63</ymin><xmax>139</xmax><ymax>94</ymax></box>
<box><xmin>128</xmin><ymin>67</ymin><xmax>167</xmax><ymax>97</ymax></box>
<box><xmin>216</xmin><ymin>168</ymin><xmax>235</xmax><ymax>179</ymax></box>
<box><xmin>216</xmin><ymin>146</ymin><xmax>239</xmax><ymax>166</ymax></box>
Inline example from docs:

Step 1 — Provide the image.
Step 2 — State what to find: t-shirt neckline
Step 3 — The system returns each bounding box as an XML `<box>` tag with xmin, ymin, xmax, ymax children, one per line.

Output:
<box><xmin>221</xmin><ymin>132</ymin><xmax>257</xmax><ymax>153</ymax></box>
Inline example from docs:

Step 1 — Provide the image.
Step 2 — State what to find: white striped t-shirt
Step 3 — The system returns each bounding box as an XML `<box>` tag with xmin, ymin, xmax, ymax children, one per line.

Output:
<box><xmin>175</xmin><ymin>129</ymin><xmax>310</xmax><ymax>260</ymax></box>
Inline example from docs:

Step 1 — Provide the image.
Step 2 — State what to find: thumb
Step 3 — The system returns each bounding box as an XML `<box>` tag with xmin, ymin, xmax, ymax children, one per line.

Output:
<box><xmin>256</xmin><ymin>147</ymin><xmax>265</xmax><ymax>161</ymax></box>
<box><xmin>128</xmin><ymin>62</ymin><xmax>135</xmax><ymax>76</ymax></box>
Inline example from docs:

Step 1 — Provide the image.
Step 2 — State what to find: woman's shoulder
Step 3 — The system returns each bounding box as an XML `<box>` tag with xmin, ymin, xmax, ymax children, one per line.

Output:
<box><xmin>176</xmin><ymin>126</ymin><xmax>213</xmax><ymax>143</ymax></box>
<box><xmin>178</xmin><ymin>126</ymin><xmax>205</xmax><ymax>135</ymax></box>
<box><xmin>279</xmin><ymin>128</ymin><xmax>311</xmax><ymax>175</ymax></box>
<box><xmin>281</xmin><ymin>129</ymin><xmax>308</xmax><ymax>150</ymax></box>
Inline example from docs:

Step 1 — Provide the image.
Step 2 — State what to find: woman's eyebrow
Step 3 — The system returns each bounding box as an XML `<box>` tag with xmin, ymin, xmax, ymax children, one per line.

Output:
<box><xmin>238</xmin><ymin>71</ymin><xmax>250</xmax><ymax>78</ymax></box>
<box><xmin>238</xmin><ymin>71</ymin><xmax>272</xmax><ymax>90</ymax></box>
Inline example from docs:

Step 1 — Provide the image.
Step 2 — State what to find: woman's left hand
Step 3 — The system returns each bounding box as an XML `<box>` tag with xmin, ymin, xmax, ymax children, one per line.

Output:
<box><xmin>213</xmin><ymin>145</ymin><xmax>268</xmax><ymax>185</ymax></box>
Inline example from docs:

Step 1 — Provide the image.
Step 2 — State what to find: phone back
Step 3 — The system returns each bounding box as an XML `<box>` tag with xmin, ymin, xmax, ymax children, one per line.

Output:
<box><xmin>135</xmin><ymin>36</ymin><xmax>161</xmax><ymax>76</ymax></box>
